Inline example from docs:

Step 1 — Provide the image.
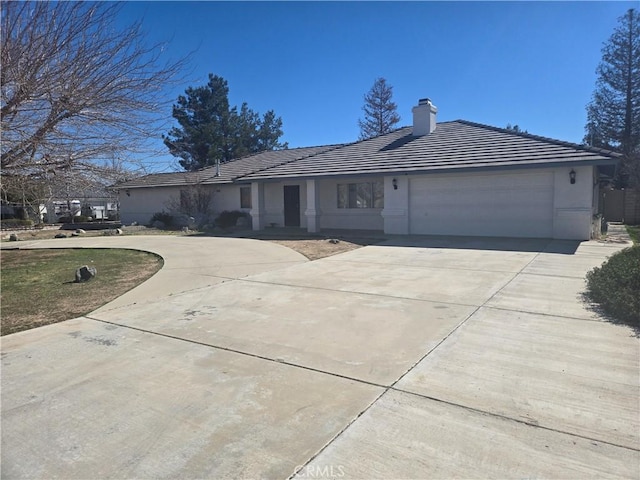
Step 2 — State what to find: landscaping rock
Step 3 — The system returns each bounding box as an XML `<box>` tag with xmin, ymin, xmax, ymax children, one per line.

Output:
<box><xmin>54</xmin><ymin>233</ymin><xmax>67</xmax><ymax>239</ymax></box>
<box><xmin>173</xmin><ymin>214</ymin><xmax>196</xmax><ymax>229</ymax></box>
<box><xmin>71</xmin><ymin>232</ymin><xmax>80</xmax><ymax>237</ymax></box>
<box><xmin>75</xmin><ymin>265</ymin><xmax>97</xmax><ymax>283</ymax></box>
<box><xmin>75</xmin><ymin>229</ymin><xmax>86</xmax><ymax>234</ymax></box>
<box><xmin>9</xmin><ymin>234</ymin><xmax>18</xmax><ymax>241</ymax></box>
<box><xmin>328</xmin><ymin>238</ymin><xmax>340</xmax><ymax>244</ymax></box>
<box><xmin>115</xmin><ymin>228</ymin><xmax>123</xmax><ymax>235</ymax></box>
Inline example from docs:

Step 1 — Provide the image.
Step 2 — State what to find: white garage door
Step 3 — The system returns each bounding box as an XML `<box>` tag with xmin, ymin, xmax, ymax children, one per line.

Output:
<box><xmin>409</xmin><ymin>171</ymin><xmax>554</xmax><ymax>238</ymax></box>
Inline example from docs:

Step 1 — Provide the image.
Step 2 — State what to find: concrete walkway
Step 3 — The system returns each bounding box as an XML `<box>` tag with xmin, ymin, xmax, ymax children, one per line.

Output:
<box><xmin>1</xmin><ymin>234</ymin><xmax>638</xmax><ymax>479</ymax></box>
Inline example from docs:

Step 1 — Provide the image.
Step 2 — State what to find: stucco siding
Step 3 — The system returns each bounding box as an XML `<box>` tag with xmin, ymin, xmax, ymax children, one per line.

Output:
<box><xmin>119</xmin><ymin>186</ymin><xmax>181</xmax><ymax>225</ymax></box>
<box><xmin>119</xmin><ymin>185</ymin><xmax>245</xmax><ymax>225</ymax></box>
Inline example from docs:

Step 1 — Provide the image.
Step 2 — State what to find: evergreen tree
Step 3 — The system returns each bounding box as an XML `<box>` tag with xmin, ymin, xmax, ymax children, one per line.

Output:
<box><xmin>358</xmin><ymin>78</ymin><xmax>401</xmax><ymax>140</ymax></box>
<box><xmin>505</xmin><ymin>124</ymin><xmax>528</xmax><ymax>134</ymax></box>
<box><xmin>584</xmin><ymin>9</ymin><xmax>640</xmax><ymax>187</ymax></box>
<box><xmin>164</xmin><ymin>74</ymin><xmax>287</xmax><ymax>171</ymax></box>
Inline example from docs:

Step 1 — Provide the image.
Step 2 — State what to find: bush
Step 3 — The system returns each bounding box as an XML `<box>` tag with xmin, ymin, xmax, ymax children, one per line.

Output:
<box><xmin>215</xmin><ymin>210</ymin><xmax>248</xmax><ymax>229</ymax></box>
<box><xmin>149</xmin><ymin>211</ymin><xmax>174</xmax><ymax>229</ymax></box>
<box><xmin>0</xmin><ymin>219</ymin><xmax>33</xmax><ymax>229</ymax></box>
<box><xmin>627</xmin><ymin>225</ymin><xmax>639</xmax><ymax>245</ymax></box>
<box><xmin>585</xmin><ymin>246</ymin><xmax>640</xmax><ymax>327</ymax></box>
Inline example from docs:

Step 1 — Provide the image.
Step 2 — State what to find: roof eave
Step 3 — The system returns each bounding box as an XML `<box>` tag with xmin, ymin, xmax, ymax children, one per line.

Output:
<box><xmin>237</xmin><ymin>157</ymin><xmax>619</xmax><ymax>182</ymax></box>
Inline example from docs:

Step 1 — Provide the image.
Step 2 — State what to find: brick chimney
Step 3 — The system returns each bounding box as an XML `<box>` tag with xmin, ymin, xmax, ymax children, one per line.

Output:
<box><xmin>412</xmin><ymin>98</ymin><xmax>437</xmax><ymax>136</ymax></box>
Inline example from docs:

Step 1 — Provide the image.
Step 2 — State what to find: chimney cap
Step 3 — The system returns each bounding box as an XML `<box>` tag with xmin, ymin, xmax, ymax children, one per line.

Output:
<box><xmin>418</xmin><ymin>98</ymin><xmax>432</xmax><ymax>105</ymax></box>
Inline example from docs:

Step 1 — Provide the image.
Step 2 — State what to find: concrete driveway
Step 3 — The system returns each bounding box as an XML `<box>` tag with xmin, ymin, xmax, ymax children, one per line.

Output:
<box><xmin>1</xmin><ymin>234</ymin><xmax>638</xmax><ymax>479</ymax></box>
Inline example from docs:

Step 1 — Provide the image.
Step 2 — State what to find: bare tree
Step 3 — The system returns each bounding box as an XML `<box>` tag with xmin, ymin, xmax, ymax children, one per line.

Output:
<box><xmin>1</xmin><ymin>1</ymin><xmax>187</xmax><ymax>178</ymax></box>
<box><xmin>165</xmin><ymin>180</ymin><xmax>216</xmax><ymax>226</ymax></box>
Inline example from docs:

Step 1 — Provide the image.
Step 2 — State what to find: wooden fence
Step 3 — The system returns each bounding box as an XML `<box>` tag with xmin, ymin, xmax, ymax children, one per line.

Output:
<box><xmin>600</xmin><ymin>189</ymin><xmax>640</xmax><ymax>224</ymax></box>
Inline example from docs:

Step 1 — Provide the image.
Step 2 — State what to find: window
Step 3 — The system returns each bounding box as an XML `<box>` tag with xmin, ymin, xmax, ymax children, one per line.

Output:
<box><xmin>240</xmin><ymin>186</ymin><xmax>252</xmax><ymax>209</ymax></box>
<box><xmin>337</xmin><ymin>181</ymin><xmax>383</xmax><ymax>208</ymax></box>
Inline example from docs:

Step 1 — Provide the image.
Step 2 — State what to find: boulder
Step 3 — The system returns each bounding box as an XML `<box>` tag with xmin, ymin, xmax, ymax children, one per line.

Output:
<box><xmin>71</xmin><ymin>232</ymin><xmax>80</xmax><ymax>237</ymax></box>
<box><xmin>75</xmin><ymin>265</ymin><xmax>97</xmax><ymax>283</ymax></box>
<box><xmin>54</xmin><ymin>233</ymin><xmax>67</xmax><ymax>239</ymax></box>
<box><xmin>75</xmin><ymin>229</ymin><xmax>86</xmax><ymax>234</ymax></box>
<box><xmin>9</xmin><ymin>234</ymin><xmax>18</xmax><ymax>241</ymax></box>
<box><xmin>328</xmin><ymin>238</ymin><xmax>340</xmax><ymax>244</ymax></box>
<box><xmin>115</xmin><ymin>228</ymin><xmax>123</xmax><ymax>235</ymax></box>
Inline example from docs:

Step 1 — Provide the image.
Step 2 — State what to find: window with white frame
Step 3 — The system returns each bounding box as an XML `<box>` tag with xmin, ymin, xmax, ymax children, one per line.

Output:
<box><xmin>337</xmin><ymin>181</ymin><xmax>384</xmax><ymax>208</ymax></box>
<box><xmin>240</xmin><ymin>186</ymin><xmax>252</xmax><ymax>209</ymax></box>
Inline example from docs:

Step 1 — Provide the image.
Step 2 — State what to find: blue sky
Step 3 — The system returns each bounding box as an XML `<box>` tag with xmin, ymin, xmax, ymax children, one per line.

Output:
<box><xmin>119</xmin><ymin>1</ymin><xmax>636</xmax><ymax>172</ymax></box>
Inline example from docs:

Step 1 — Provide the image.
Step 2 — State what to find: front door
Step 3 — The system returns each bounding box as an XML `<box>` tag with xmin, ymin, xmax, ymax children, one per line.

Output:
<box><xmin>283</xmin><ymin>185</ymin><xmax>301</xmax><ymax>227</ymax></box>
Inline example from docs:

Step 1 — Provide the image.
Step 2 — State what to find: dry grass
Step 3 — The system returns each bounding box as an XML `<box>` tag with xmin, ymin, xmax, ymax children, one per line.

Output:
<box><xmin>1</xmin><ymin>248</ymin><xmax>163</xmax><ymax>335</ymax></box>
<box><xmin>266</xmin><ymin>238</ymin><xmax>377</xmax><ymax>260</ymax></box>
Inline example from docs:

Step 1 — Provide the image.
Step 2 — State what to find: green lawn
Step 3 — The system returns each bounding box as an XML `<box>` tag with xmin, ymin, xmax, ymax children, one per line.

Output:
<box><xmin>626</xmin><ymin>225</ymin><xmax>640</xmax><ymax>244</ymax></box>
<box><xmin>1</xmin><ymin>248</ymin><xmax>163</xmax><ymax>335</ymax></box>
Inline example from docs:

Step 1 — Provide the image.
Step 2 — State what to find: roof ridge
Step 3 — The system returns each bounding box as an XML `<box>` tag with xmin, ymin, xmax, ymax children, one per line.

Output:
<box><xmin>454</xmin><ymin>119</ymin><xmax>621</xmax><ymax>158</ymax></box>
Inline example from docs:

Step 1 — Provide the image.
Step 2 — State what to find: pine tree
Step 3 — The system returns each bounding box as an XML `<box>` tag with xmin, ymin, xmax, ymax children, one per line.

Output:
<box><xmin>164</xmin><ymin>74</ymin><xmax>287</xmax><ymax>171</ymax></box>
<box><xmin>358</xmin><ymin>78</ymin><xmax>401</xmax><ymax>140</ymax></box>
<box><xmin>585</xmin><ymin>9</ymin><xmax>640</xmax><ymax>187</ymax></box>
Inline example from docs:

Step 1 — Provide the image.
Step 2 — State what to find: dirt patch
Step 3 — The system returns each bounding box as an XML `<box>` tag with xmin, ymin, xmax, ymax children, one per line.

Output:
<box><xmin>267</xmin><ymin>238</ymin><xmax>374</xmax><ymax>260</ymax></box>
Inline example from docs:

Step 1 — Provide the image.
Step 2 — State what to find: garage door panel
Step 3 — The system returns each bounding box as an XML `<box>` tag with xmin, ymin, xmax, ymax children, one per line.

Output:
<box><xmin>409</xmin><ymin>172</ymin><xmax>554</xmax><ymax>238</ymax></box>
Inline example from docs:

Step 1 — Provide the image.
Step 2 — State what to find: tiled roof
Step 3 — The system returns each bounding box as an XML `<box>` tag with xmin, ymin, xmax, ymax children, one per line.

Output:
<box><xmin>116</xmin><ymin>120</ymin><xmax>619</xmax><ymax>189</ymax></box>
<box><xmin>241</xmin><ymin>120</ymin><xmax>620</xmax><ymax>180</ymax></box>
<box><xmin>115</xmin><ymin>145</ymin><xmax>342</xmax><ymax>189</ymax></box>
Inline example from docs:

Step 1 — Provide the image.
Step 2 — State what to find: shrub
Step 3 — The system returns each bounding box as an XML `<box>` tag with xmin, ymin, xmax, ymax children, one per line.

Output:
<box><xmin>626</xmin><ymin>225</ymin><xmax>639</xmax><ymax>245</ymax></box>
<box><xmin>585</xmin><ymin>246</ymin><xmax>640</xmax><ymax>327</ymax></box>
<box><xmin>0</xmin><ymin>219</ymin><xmax>33</xmax><ymax>228</ymax></box>
<box><xmin>149</xmin><ymin>211</ymin><xmax>174</xmax><ymax>229</ymax></box>
<box><xmin>215</xmin><ymin>210</ymin><xmax>248</xmax><ymax>229</ymax></box>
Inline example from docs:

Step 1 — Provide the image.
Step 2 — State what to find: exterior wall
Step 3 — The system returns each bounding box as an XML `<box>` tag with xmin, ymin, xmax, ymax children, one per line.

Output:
<box><xmin>382</xmin><ymin>176</ymin><xmax>410</xmax><ymax>234</ymax></box>
<box><xmin>317</xmin><ymin>178</ymin><xmax>384</xmax><ymax>231</ymax></box>
<box><xmin>119</xmin><ymin>186</ymin><xmax>182</xmax><ymax>225</ymax></box>
<box><xmin>119</xmin><ymin>184</ymin><xmax>246</xmax><ymax>225</ymax></box>
<box><xmin>552</xmin><ymin>166</ymin><xmax>594</xmax><ymax>240</ymax></box>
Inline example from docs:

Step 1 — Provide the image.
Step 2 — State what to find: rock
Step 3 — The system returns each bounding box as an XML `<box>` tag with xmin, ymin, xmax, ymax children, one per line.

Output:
<box><xmin>173</xmin><ymin>214</ymin><xmax>196</xmax><ymax>229</ymax></box>
<box><xmin>54</xmin><ymin>233</ymin><xmax>67</xmax><ymax>239</ymax></box>
<box><xmin>181</xmin><ymin>226</ymin><xmax>190</xmax><ymax>233</ymax></box>
<box><xmin>75</xmin><ymin>229</ymin><xmax>86</xmax><ymax>234</ymax></box>
<box><xmin>328</xmin><ymin>238</ymin><xmax>340</xmax><ymax>244</ymax></box>
<box><xmin>9</xmin><ymin>234</ymin><xmax>18</xmax><ymax>241</ymax></box>
<box><xmin>71</xmin><ymin>232</ymin><xmax>80</xmax><ymax>237</ymax></box>
<box><xmin>75</xmin><ymin>265</ymin><xmax>97</xmax><ymax>283</ymax></box>
<box><xmin>115</xmin><ymin>228</ymin><xmax>123</xmax><ymax>235</ymax></box>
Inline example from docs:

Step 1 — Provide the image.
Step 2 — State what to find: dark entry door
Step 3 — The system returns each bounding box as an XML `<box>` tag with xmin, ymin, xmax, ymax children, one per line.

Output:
<box><xmin>283</xmin><ymin>185</ymin><xmax>301</xmax><ymax>227</ymax></box>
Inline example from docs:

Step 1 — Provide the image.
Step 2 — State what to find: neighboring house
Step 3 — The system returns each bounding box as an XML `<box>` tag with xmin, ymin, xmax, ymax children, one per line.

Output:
<box><xmin>116</xmin><ymin>98</ymin><xmax>619</xmax><ymax>240</ymax></box>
